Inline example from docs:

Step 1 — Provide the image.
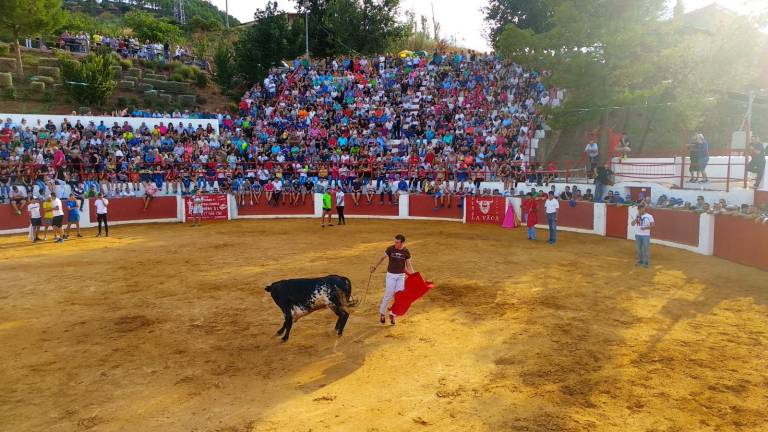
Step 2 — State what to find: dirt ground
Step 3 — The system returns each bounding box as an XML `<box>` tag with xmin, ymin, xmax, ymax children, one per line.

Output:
<box><xmin>1</xmin><ymin>219</ymin><xmax>767</xmax><ymax>432</ymax></box>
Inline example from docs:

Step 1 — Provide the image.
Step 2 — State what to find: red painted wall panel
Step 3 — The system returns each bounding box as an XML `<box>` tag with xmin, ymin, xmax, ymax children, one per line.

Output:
<box><xmin>408</xmin><ymin>194</ymin><xmax>463</xmax><ymax>219</ymax></box>
<box><xmin>238</xmin><ymin>196</ymin><xmax>314</xmax><ymax>216</ymax></box>
<box><xmin>714</xmin><ymin>215</ymin><xmax>768</xmax><ymax>271</ymax></box>
<box><xmin>88</xmin><ymin>197</ymin><xmax>177</xmax><ymax>222</ymax></box>
<box><xmin>0</xmin><ymin>204</ymin><xmax>31</xmax><ymax>230</ymax></box>
<box><xmin>337</xmin><ymin>194</ymin><xmax>400</xmax><ymax>217</ymax></box>
<box><xmin>535</xmin><ymin>200</ymin><xmax>594</xmax><ymax>230</ymax></box>
<box><xmin>606</xmin><ymin>205</ymin><xmax>629</xmax><ymax>239</ymax></box>
<box><xmin>755</xmin><ymin>190</ymin><xmax>768</xmax><ymax>207</ymax></box>
<box><xmin>647</xmin><ymin>208</ymin><xmax>699</xmax><ymax>246</ymax></box>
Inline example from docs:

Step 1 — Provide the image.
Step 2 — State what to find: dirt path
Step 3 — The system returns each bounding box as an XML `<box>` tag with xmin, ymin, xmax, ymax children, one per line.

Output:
<box><xmin>1</xmin><ymin>220</ymin><xmax>766</xmax><ymax>432</ymax></box>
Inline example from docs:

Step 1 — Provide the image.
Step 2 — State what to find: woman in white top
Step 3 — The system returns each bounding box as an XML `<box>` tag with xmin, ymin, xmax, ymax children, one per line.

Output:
<box><xmin>94</xmin><ymin>192</ymin><xmax>109</xmax><ymax>237</ymax></box>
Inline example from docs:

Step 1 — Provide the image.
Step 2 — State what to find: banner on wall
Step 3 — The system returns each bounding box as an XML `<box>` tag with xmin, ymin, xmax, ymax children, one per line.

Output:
<box><xmin>466</xmin><ymin>196</ymin><xmax>506</xmax><ymax>224</ymax></box>
<box><xmin>184</xmin><ymin>194</ymin><xmax>228</xmax><ymax>221</ymax></box>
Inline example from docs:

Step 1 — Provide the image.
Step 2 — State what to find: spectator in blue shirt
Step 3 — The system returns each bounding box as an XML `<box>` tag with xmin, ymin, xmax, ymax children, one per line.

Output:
<box><xmin>64</xmin><ymin>193</ymin><xmax>82</xmax><ymax>239</ymax></box>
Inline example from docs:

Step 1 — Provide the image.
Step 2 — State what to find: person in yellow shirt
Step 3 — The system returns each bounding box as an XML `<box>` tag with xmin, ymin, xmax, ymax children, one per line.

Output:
<box><xmin>42</xmin><ymin>196</ymin><xmax>53</xmax><ymax>241</ymax></box>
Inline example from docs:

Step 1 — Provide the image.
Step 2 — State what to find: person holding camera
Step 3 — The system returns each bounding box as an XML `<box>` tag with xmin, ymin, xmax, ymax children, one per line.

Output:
<box><xmin>631</xmin><ymin>205</ymin><xmax>655</xmax><ymax>268</ymax></box>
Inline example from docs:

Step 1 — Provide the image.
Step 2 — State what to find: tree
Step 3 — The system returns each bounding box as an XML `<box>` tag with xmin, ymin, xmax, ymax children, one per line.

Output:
<box><xmin>58</xmin><ymin>52</ymin><xmax>117</xmax><ymax>107</ymax></box>
<box><xmin>234</xmin><ymin>1</ymin><xmax>292</xmax><ymax>85</ymax></box>
<box><xmin>212</xmin><ymin>42</ymin><xmax>236</xmax><ymax>93</ymax></box>
<box><xmin>295</xmin><ymin>0</ymin><xmax>407</xmax><ymax>57</ymax></box>
<box><xmin>483</xmin><ymin>0</ymin><xmax>558</xmax><ymax>44</ymax></box>
<box><xmin>124</xmin><ymin>10</ymin><xmax>183</xmax><ymax>43</ymax></box>
<box><xmin>0</xmin><ymin>0</ymin><xmax>64</xmax><ymax>77</ymax></box>
<box><xmin>494</xmin><ymin>0</ymin><xmax>764</xmax><ymax>153</ymax></box>
<box><xmin>673</xmin><ymin>0</ymin><xmax>685</xmax><ymax>19</ymax></box>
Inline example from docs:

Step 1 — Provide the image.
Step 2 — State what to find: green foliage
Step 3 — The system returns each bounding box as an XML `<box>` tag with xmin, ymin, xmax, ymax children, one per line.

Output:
<box><xmin>120</xmin><ymin>59</ymin><xmax>133</xmax><ymax>70</ymax></box>
<box><xmin>234</xmin><ymin>1</ymin><xmax>293</xmax><ymax>84</ymax></box>
<box><xmin>124</xmin><ymin>10</ymin><xmax>183</xmax><ymax>44</ymax></box>
<box><xmin>195</xmin><ymin>71</ymin><xmax>209</xmax><ymax>88</ymax></box>
<box><xmin>0</xmin><ymin>0</ymin><xmax>65</xmax><ymax>76</ymax></box>
<box><xmin>493</xmin><ymin>0</ymin><xmax>764</xmax><ymax>151</ymax></box>
<box><xmin>58</xmin><ymin>52</ymin><xmax>117</xmax><ymax>106</ymax></box>
<box><xmin>57</xmin><ymin>11</ymin><xmax>98</xmax><ymax>34</ymax></box>
<box><xmin>483</xmin><ymin>0</ymin><xmax>558</xmax><ymax>45</ymax></box>
<box><xmin>3</xmin><ymin>86</ymin><xmax>16</xmax><ymax>100</ymax></box>
<box><xmin>169</xmin><ymin>72</ymin><xmax>184</xmax><ymax>82</ymax></box>
<box><xmin>295</xmin><ymin>0</ymin><xmax>408</xmax><ymax>58</ymax></box>
<box><xmin>116</xmin><ymin>96</ymin><xmax>128</xmax><ymax>107</ymax></box>
<box><xmin>186</xmin><ymin>16</ymin><xmax>223</xmax><ymax>33</ymax></box>
<box><xmin>0</xmin><ymin>43</ymin><xmax>9</xmax><ymax>57</ymax></box>
<box><xmin>212</xmin><ymin>42</ymin><xmax>236</xmax><ymax>93</ymax></box>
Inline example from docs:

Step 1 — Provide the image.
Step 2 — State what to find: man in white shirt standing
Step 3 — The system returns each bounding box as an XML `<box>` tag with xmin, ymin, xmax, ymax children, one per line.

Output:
<box><xmin>631</xmin><ymin>204</ymin><xmax>655</xmax><ymax>268</ymax></box>
<box><xmin>335</xmin><ymin>187</ymin><xmax>346</xmax><ymax>225</ymax></box>
<box><xmin>584</xmin><ymin>139</ymin><xmax>600</xmax><ymax>178</ymax></box>
<box><xmin>94</xmin><ymin>192</ymin><xmax>109</xmax><ymax>237</ymax></box>
<box><xmin>544</xmin><ymin>191</ymin><xmax>560</xmax><ymax>244</ymax></box>
<box><xmin>51</xmin><ymin>195</ymin><xmax>64</xmax><ymax>243</ymax></box>
<box><xmin>28</xmin><ymin>197</ymin><xmax>42</xmax><ymax>243</ymax></box>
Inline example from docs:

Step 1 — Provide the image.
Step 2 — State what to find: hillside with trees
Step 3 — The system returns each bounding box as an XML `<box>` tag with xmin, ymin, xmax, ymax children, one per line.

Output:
<box><xmin>487</xmin><ymin>0</ymin><xmax>768</xmax><ymax>158</ymax></box>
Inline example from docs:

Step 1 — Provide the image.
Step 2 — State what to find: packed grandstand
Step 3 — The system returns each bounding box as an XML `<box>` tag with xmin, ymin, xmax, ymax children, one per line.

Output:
<box><xmin>2</xmin><ymin>52</ymin><xmax>766</xmax><ymax>222</ymax></box>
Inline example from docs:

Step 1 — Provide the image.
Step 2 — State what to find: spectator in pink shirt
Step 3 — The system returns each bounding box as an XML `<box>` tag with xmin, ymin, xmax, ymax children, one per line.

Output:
<box><xmin>52</xmin><ymin>146</ymin><xmax>65</xmax><ymax>180</ymax></box>
<box><xmin>143</xmin><ymin>181</ymin><xmax>158</xmax><ymax>210</ymax></box>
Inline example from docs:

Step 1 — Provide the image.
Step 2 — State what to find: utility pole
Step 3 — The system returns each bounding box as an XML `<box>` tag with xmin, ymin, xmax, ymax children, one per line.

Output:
<box><xmin>225</xmin><ymin>0</ymin><xmax>229</xmax><ymax>28</ymax></box>
<box><xmin>305</xmin><ymin>10</ymin><xmax>310</xmax><ymax>63</ymax></box>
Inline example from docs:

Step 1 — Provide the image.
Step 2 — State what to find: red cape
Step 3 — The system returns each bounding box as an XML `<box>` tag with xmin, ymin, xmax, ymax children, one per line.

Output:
<box><xmin>390</xmin><ymin>272</ymin><xmax>434</xmax><ymax>316</ymax></box>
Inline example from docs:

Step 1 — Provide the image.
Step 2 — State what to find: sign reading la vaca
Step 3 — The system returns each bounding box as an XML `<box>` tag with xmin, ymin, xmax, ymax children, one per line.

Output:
<box><xmin>466</xmin><ymin>196</ymin><xmax>506</xmax><ymax>224</ymax></box>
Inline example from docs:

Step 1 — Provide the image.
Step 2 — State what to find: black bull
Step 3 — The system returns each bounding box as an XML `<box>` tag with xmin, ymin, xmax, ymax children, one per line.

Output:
<box><xmin>265</xmin><ymin>275</ymin><xmax>358</xmax><ymax>341</ymax></box>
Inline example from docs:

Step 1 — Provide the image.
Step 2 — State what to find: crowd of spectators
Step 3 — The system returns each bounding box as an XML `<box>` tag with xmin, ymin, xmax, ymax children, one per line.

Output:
<box><xmin>0</xmin><ymin>52</ymin><xmax>566</xmax><ymax>209</ymax></box>
<box><xmin>0</xmin><ymin>51</ymin><xmax>764</xmax><ymax>222</ymax></box>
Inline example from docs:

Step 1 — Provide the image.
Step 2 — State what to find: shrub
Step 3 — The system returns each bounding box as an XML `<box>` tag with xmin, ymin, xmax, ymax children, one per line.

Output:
<box><xmin>0</xmin><ymin>58</ymin><xmax>17</xmax><ymax>73</ymax></box>
<box><xmin>178</xmin><ymin>94</ymin><xmax>196</xmax><ymax>107</ymax></box>
<box><xmin>0</xmin><ymin>43</ymin><xmax>9</xmax><ymax>57</ymax></box>
<box><xmin>117</xmin><ymin>96</ymin><xmax>128</xmax><ymax>107</ymax></box>
<box><xmin>30</xmin><ymin>75</ymin><xmax>55</xmax><ymax>84</ymax></box>
<box><xmin>0</xmin><ymin>72</ymin><xmax>12</xmax><ymax>88</ymax></box>
<box><xmin>169</xmin><ymin>72</ymin><xmax>184</xmax><ymax>82</ymax></box>
<box><xmin>120</xmin><ymin>59</ymin><xmax>133</xmax><ymax>70</ymax></box>
<box><xmin>37</xmin><ymin>66</ymin><xmax>61</xmax><ymax>80</ymax></box>
<box><xmin>3</xmin><ymin>86</ymin><xmax>17</xmax><ymax>100</ymax></box>
<box><xmin>195</xmin><ymin>72</ymin><xmax>209</xmax><ymax>88</ymax></box>
<box><xmin>109</xmin><ymin>65</ymin><xmax>122</xmax><ymax>79</ymax></box>
<box><xmin>125</xmin><ymin>67</ymin><xmax>142</xmax><ymax>78</ymax></box>
<box><xmin>42</xmin><ymin>91</ymin><xmax>55</xmax><ymax>102</ymax></box>
<box><xmin>38</xmin><ymin>58</ymin><xmax>59</xmax><ymax>68</ymax></box>
<box><xmin>58</xmin><ymin>52</ymin><xmax>116</xmax><ymax>106</ymax></box>
<box><xmin>118</xmin><ymin>80</ymin><xmax>135</xmax><ymax>90</ymax></box>
<box><xmin>30</xmin><ymin>81</ymin><xmax>46</xmax><ymax>92</ymax></box>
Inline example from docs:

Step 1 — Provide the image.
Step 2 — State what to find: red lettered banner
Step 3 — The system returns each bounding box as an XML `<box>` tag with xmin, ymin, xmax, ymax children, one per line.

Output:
<box><xmin>185</xmin><ymin>194</ymin><xmax>229</xmax><ymax>221</ymax></box>
<box><xmin>466</xmin><ymin>196</ymin><xmax>506</xmax><ymax>224</ymax></box>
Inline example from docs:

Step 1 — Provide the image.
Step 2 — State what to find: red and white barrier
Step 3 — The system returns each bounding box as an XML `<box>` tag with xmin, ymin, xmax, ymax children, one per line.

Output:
<box><xmin>1</xmin><ymin>192</ymin><xmax>765</xmax><ymax>272</ymax></box>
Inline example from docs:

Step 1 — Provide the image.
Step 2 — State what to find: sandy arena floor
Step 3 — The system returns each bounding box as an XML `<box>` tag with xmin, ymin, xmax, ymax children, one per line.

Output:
<box><xmin>0</xmin><ymin>219</ymin><xmax>766</xmax><ymax>432</ymax></box>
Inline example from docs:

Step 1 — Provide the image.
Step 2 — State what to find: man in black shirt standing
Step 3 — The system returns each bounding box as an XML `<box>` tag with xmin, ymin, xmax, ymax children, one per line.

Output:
<box><xmin>748</xmin><ymin>136</ymin><xmax>766</xmax><ymax>189</ymax></box>
<box><xmin>594</xmin><ymin>162</ymin><xmax>614</xmax><ymax>203</ymax></box>
<box><xmin>370</xmin><ymin>234</ymin><xmax>414</xmax><ymax>325</ymax></box>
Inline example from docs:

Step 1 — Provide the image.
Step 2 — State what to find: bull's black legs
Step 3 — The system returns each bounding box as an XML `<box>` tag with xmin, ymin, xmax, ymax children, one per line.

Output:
<box><xmin>275</xmin><ymin>323</ymin><xmax>286</xmax><ymax>336</ymax></box>
<box><xmin>337</xmin><ymin>310</ymin><xmax>349</xmax><ymax>335</ymax></box>
<box><xmin>331</xmin><ymin>306</ymin><xmax>350</xmax><ymax>336</ymax></box>
<box><xmin>281</xmin><ymin>312</ymin><xmax>293</xmax><ymax>342</ymax></box>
